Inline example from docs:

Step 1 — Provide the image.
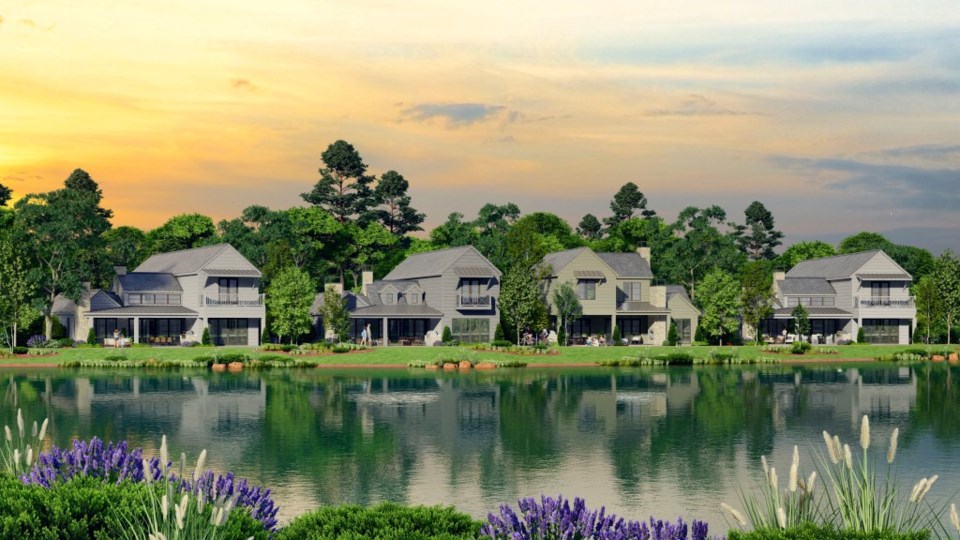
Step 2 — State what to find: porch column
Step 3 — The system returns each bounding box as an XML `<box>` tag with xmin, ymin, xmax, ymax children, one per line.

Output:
<box><xmin>610</xmin><ymin>315</ymin><xmax>616</xmax><ymax>340</ymax></box>
<box><xmin>382</xmin><ymin>316</ymin><xmax>388</xmax><ymax>346</ymax></box>
<box><xmin>133</xmin><ymin>317</ymin><xmax>140</xmax><ymax>345</ymax></box>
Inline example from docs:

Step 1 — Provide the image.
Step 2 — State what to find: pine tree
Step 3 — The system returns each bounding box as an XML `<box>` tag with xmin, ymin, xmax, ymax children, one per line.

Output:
<box><xmin>733</xmin><ymin>201</ymin><xmax>783</xmax><ymax>260</ymax></box>
<box><xmin>667</xmin><ymin>321</ymin><xmax>679</xmax><ymax>346</ymax></box>
<box><xmin>302</xmin><ymin>140</ymin><xmax>376</xmax><ymax>223</ymax></box>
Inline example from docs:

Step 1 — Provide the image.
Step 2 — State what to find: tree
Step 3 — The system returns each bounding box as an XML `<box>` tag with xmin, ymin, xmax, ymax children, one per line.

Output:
<box><xmin>322</xmin><ymin>285</ymin><xmax>351</xmax><ymax>343</ymax></box>
<box><xmin>201</xmin><ymin>327</ymin><xmax>211</xmax><ymax>346</ymax></box>
<box><xmin>604</xmin><ymin>182</ymin><xmax>655</xmax><ymax>228</ymax></box>
<box><xmin>791</xmin><ymin>304</ymin><xmax>810</xmax><ymax>340</ymax></box>
<box><xmin>577</xmin><ymin>214</ymin><xmax>602</xmax><ymax>240</ymax></box>
<box><xmin>551</xmin><ymin>282</ymin><xmax>582</xmax><ymax>346</ymax></box>
<box><xmin>838</xmin><ymin>231</ymin><xmax>893</xmax><ymax>254</ymax></box>
<box><xmin>103</xmin><ymin>226</ymin><xmax>148</xmax><ymax>269</ymax></box>
<box><xmin>777</xmin><ymin>241</ymin><xmax>836</xmax><ymax>269</ymax></box>
<box><xmin>473</xmin><ymin>202</ymin><xmax>521</xmax><ymax>269</ymax></box>
<box><xmin>733</xmin><ymin>201</ymin><xmax>783</xmax><ymax>260</ymax></box>
<box><xmin>914</xmin><ymin>275</ymin><xmax>942</xmax><ymax>344</ymax></box>
<box><xmin>442</xmin><ymin>325</ymin><xmax>453</xmax><ymax>343</ymax></box>
<box><xmin>0</xmin><ymin>232</ymin><xmax>38</xmax><ymax>349</ymax></box>
<box><xmin>740</xmin><ymin>260</ymin><xmax>775</xmax><ymax>343</ymax></box>
<box><xmin>514</xmin><ymin>212</ymin><xmax>583</xmax><ymax>250</ymax></box>
<box><xmin>504</xmin><ymin>218</ymin><xmax>548</xmax><ymax>273</ymax></box>
<box><xmin>660</xmin><ymin>206</ymin><xmax>744</xmax><ymax>300</ymax></box>
<box><xmin>667</xmin><ymin>321</ymin><xmax>679</xmax><ymax>346</ymax></box>
<box><xmin>429</xmin><ymin>212</ymin><xmax>478</xmax><ymax>248</ymax></box>
<box><xmin>0</xmin><ymin>183</ymin><xmax>11</xmax><ymax>206</ymax></box>
<box><xmin>500</xmin><ymin>265</ymin><xmax>542</xmax><ymax>344</ymax></box>
<box><xmin>611</xmin><ymin>324</ymin><xmax>623</xmax><ymax>346</ymax></box>
<box><xmin>696</xmin><ymin>269</ymin><xmax>743</xmax><ymax>345</ymax></box>
<box><xmin>302</xmin><ymin>140</ymin><xmax>376</xmax><ymax>224</ymax></box>
<box><xmin>146</xmin><ymin>213</ymin><xmax>217</xmax><ymax>254</ymax></box>
<box><xmin>15</xmin><ymin>182</ymin><xmax>111</xmax><ymax>339</ymax></box>
<box><xmin>64</xmin><ymin>168</ymin><xmax>113</xmax><ymax>221</ymax></box>
<box><xmin>933</xmin><ymin>250</ymin><xmax>960</xmax><ymax>345</ymax></box>
<box><xmin>372</xmin><ymin>170</ymin><xmax>425</xmax><ymax>236</ymax></box>
<box><xmin>267</xmin><ymin>266</ymin><xmax>315</xmax><ymax>344</ymax></box>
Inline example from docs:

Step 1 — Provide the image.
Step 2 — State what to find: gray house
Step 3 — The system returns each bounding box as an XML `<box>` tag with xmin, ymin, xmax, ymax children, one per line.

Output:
<box><xmin>54</xmin><ymin>244</ymin><xmax>265</xmax><ymax>346</ymax></box>
<box><xmin>539</xmin><ymin>247</ymin><xmax>700</xmax><ymax>345</ymax></box>
<box><xmin>311</xmin><ymin>245</ymin><xmax>501</xmax><ymax>345</ymax></box>
<box><xmin>760</xmin><ymin>250</ymin><xmax>916</xmax><ymax>344</ymax></box>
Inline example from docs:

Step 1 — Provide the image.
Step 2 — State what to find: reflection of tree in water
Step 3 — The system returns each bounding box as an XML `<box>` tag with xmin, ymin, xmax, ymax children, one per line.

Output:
<box><xmin>609</xmin><ymin>368</ymin><xmax>776</xmax><ymax>494</ymax></box>
<box><xmin>911</xmin><ymin>364</ymin><xmax>960</xmax><ymax>445</ymax></box>
<box><xmin>497</xmin><ymin>375</ymin><xmax>561</xmax><ymax>470</ymax></box>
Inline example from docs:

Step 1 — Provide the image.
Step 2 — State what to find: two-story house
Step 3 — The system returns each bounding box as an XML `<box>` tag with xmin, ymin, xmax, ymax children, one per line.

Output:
<box><xmin>539</xmin><ymin>247</ymin><xmax>700</xmax><ymax>345</ymax></box>
<box><xmin>311</xmin><ymin>245</ymin><xmax>501</xmax><ymax>345</ymax></box>
<box><xmin>760</xmin><ymin>250</ymin><xmax>915</xmax><ymax>344</ymax></box>
<box><xmin>54</xmin><ymin>244</ymin><xmax>266</xmax><ymax>346</ymax></box>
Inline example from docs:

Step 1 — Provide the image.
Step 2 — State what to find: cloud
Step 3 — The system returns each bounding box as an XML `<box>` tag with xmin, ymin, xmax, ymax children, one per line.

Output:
<box><xmin>772</xmin><ymin>155</ymin><xmax>960</xmax><ymax>211</ymax></box>
<box><xmin>400</xmin><ymin>102</ymin><xmax>519</xmax><ymax>128</ymax></box>
<box><xmin>866</xmin><ymin>144</ymin><xmax>960</xmax><ymax>162</ymax></box>
<box><xmin>644</xmin><ymin>94</ymin><xmax>753</xmax><ymax>117</ymax></box>
<box><xmin>230</xmin><ymin>78</ymin><xmax>258</xmax><ymax>92</ymax></box>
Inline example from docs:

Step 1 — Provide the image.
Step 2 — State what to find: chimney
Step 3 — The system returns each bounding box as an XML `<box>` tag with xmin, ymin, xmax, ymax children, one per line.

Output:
<box><xmin>636</xmin><ymin>246</ymin><xmax>651</xmax><ymax>263</ymax></box>
<box><xmin>326</xmin><ymin>283</ymin><xmax>344</xmax><ymax>295</ymax></box>
<box><xmin>114</xmin><ymin>266</ymin><xmax>127</xmax><ymax>276</ymax></box>
<box><xmin>649</xmin><ymin>285</ymin><xmax>667</xmax><ymax>308</ymax></box>
<box><xmin>361</xmin><ymin>271</ymin><xmax>374</xmax><ymax>296</ymax></box>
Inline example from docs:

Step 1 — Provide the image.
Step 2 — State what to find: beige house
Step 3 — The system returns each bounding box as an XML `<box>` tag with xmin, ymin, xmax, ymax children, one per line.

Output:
<box><xmin>539</xmin><ymin>247</ymin><xmax>700</xmax><ymax>345</ymax></box>
<box><xmin>54</xmin><ymin>244</ymin><xmax>266</xmax><ymax>346</ymax></box>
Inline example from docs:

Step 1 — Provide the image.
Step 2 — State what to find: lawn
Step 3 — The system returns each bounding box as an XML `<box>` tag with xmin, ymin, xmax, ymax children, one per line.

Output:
<box><xmin>0</xmin><ymin>342</ymin><xmax>955</xmax><ymax>367</ymax></box>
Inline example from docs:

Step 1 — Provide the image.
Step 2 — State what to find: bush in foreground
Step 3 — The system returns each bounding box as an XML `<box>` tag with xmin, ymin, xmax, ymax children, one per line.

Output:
<box><xmin>727</xmin><ymin>524</ymin><xmax>930</xmax><ymax>539</ymax></box>
<box><xmin>276</xmin><ymin>501</ymin><xmax>482</xmax><ymax>540</ymax></box>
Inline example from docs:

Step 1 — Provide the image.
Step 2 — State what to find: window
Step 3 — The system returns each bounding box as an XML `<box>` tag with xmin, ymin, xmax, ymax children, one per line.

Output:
<box><xmin>787</xmin><ymin>297</ymin><xmax>798</xmax><ymax>307</ymax></box>
<box><xmin>408</xmin><ymin>291</ymin><xmax>420</xmax><ymax>305</ymax></box>
<box><xmin>461</xmin><ymin>279</ymin><xmax>483</xmax><ymax>296</ymax></box>
<box><xmin>624</xmin><ymin>282</ymin><xmax>642</xmax><ymax>301</ymax></box>
<box><xmin>675</xmin><ymin>319</ymin><xmax>692</xmax><ymax>344</ymax></box>
<box><xmin>578</xmin><ymin>280</ymin><xmax>597</xmax><ymax>300</ymax></box>
<box><xmin>142</xmin><ymin>294</ymin><xmax>155</xmax><ymax>305</ymax></box>
<box><xmin>382</xmin><ymin>292</ymin><xmax>395</xmax><ymax>305</ymax></box>
<box><xmin>168</xmin><ymin>294</ymin><xmax>181</xmax><ymax>305</ymax></box>
<box><xmin>571</xmin><ymin>318</ymin><xmax>592</xmax><ymax>337</ymax></box>
<box><xmin>451</xmin><ymin>318</ymin><xmax>489</xmax><ymax>343</ymax></box>
<box><xmin>219</xmin><ymin>278</ymin><xmax>239</xmax><ymax>302</ymax></box>
<box><xmin>871</xmin><ymin>282</ymin><xmax>890</xmax><ymax>298</ymax></box>
<box><xmin>127</xmin><ymin>294</ymin><xmax>141</xmax><ymax>305</ymax></box>
<box><xmin>155</xmin><ymin>294</ymin><xmax>167</xmax><ymax>305</ymax></box>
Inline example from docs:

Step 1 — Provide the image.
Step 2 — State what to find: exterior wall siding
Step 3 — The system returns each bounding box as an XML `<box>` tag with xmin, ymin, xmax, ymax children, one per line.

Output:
<box><xmin>547</xmin><ymin>250</ymin><xmax>615</xmax><ymax>318</ymax></box>
<box><xmin>667</xmin><ymin>295</ymin><xmax>700</xmax><ymax>343</ymax></box>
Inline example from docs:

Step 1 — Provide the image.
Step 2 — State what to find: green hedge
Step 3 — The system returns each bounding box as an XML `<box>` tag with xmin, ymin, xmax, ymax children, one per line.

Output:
<box><xmin>275</xmin><ymin>502</ymin><xmax>482</xmax><ymax>540</ymax></box>
<box><xmin>728</xmin><ymin>524</ymin><xmax>931</xmax><ymax>540</ymax></box>
<box><xmin>0</xmin><ymin>475</ymin><xmax>267</xmax><ymax>540</ymax></box>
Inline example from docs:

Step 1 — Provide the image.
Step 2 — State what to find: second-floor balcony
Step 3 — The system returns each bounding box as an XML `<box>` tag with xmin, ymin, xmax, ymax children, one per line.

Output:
<box><xmin>859</xmin><ymin>296</ymin><xmax>914</xmax><ymax>309</ymax></box>
<box><xmin>458</xmin><ymin>294</ymin><xmax>492</xmax><ymax>309</ymax></box>
<box><xmin>201</xmin><ymin>294</ymin><xmax>265</xmax><ymax>307</ymax></box>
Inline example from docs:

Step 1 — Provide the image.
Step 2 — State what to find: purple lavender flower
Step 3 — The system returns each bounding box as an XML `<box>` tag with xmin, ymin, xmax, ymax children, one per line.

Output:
<box><xmin>22</xmin><ymin>436</ymin><xmax>278</xmax><ymax>532</ymax></box>
<box><xmin>481</xmin><ymin>495</ymin><xmax>722</xmax><ymax>540</ymax></box>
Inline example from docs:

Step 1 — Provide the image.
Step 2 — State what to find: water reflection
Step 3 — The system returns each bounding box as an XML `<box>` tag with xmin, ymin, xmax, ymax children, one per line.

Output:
<box><xmin>2</xmin><ymin>364</ymin><xmax>959</xmax><ymax>531</ymax></box>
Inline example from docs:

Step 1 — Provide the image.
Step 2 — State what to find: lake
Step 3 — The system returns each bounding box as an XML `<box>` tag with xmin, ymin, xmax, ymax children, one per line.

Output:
<box><xmin>3</xmin><ymin>364</ymin><xmax>960</xmax><ymax>535</ymax></box>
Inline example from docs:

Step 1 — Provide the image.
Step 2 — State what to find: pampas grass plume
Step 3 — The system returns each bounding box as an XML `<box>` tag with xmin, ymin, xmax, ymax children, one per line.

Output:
<box><xmin>888</xmin><ymin>428</ymin><xmax>899</xmax><ymax>464</ymax></box>
<box><xmin>860</xmin><ymin>415</ymin><xmax>870</xmax><ymax>450</ymax></box>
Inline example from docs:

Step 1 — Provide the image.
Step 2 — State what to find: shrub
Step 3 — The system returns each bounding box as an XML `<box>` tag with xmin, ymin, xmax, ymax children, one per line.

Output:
<box><xmin>217</xmin><ymin>352</ymin><xmax>248</xmax><ymax>364</ymax></box>
<box><xmin>277</xmin><ymin>502</ymin><xmax>482</xmax><ymax>540</ymax></box>
<box><xmin>612</xmin><ymin>325</ymin><xmax>623</xmax><ymax>346</ymax></box>
<box><xmin>664</xmin><ymin>351</ymin><xmax>694</xmax><ymax>365</ymax></box>
<box><xmin>491</xmin><ymin>340</ymin><xmax>513</xmax><ymax>348</ymax></box>
<box><xmin>857</xmin><ymin>327</ymin><xmax>865</xmax><ymax>344</ymax></box>
<box><xmin>442</xmin><ymin>325</ymin><xmax>452</xmax><ymax>343</ymax></box>
<box><xmin>494</xmin><ymin>322</ymin><xmax>505</xmax><ymax>342</ymax></box>
<box><xmin>201</xmin><ymin>327</ymin><xmax>212</xmax><ymax>346</ymax></box>
<box><xmin>706</xmin><ymin>349</ymin><xmax>738</xmax><ymax>364</ymax></box>
<box><xmin>332</xmin><ymin>343</ymin><xmax>353</xmax><ymax>354</ymax></box>
<box><xmin>667</xmin><ymin>321</ymin><xmax>680</xmax><ymax>346</ymax></box>
<box><xmin>257</xmin><ymin>354</ymin><xmax>291</xmax><ymax>363</ymax></box>
<box><xmin>902</xmin><ymin>348</ymin><xmax>930</xmax><ymax>358</ymax></box>
<box><xmin>193</xmin><ymin>355</ymin><xmax>216</xmax><ymax>365</ymax></box>
<box><xmin>557</xmin><ymin>327</ymin><xmax>566</xmax><ymax>346</ymax></box>
<box><xmin>12</xmin><ymin>346</ymin><xmax>28</xmax><ymax>355</ymax></box>
<box><xmin>482</xmin><ymin>495</ymin><xmax>718</xmax><ymax>539</ymax></box>
<box><xmin>26</xmin><ymin>335</ymin><xmax>47</xmax><ymax>348</ymax></box>
<box><xmin>493</xmin><ymin>359</ymin><xmax>528</xmax><ymax>368</ymax></box>
<box><xmin>727</xmin><ymin>524</ymin><xmax>930</xmax><ymax>539</ymax></box>
<box><xmin>791</xmin><ymin>342</ymin><xmax>811</xmax><ymax>355</ymax></box>
<box><xmin>86</xmin><ymin>327</ymin><xmax>98</xmax><ymax>346</ymax></box>
<box><xmin>103</xmin><ymin>354</ymin><xmax>128</xmax><ymax>362</ymax></box>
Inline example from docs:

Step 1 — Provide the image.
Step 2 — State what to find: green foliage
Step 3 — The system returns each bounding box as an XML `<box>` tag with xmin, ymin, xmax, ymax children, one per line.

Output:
<box><xmin>727</xmin><ymin>524</ymin><xmax>930</xmax><ymax>540</ymax></box>
<box><xmin>491</xmin><ymin>339</ymin><xmax>513</xmax><ymax>348</ymax></box>
<box><xmin>791</xmin><ymin>304</ymin><xmax>811</xmax><ymax>338</ymax></box>
<box><xmin>557</xmin><ymin>327</ymin><xmax>566</xmax><ymax>347</ymax></box>
<box><xmin>933</xmin><ymin>250</ymin><xmax>960</xmax><ymax>344</ymax></box>
<box><xmin>698</xmin><ymin>269</ymin><xmax>744</xmax><ymax>345</ymax></box>
<box><xmin>499</xmin><ymin>264</ymin><xmax>543</xmax><ymax>344</ymax></box>
<box><xmin>611</xmin><ymin>324</ymin><xmax>623</xmax><ymax>345</ymax></box>
<box><xmin>2</xmin><ymin>408</ymin><xmax>47</xmax><ymax>477</ymax></box>
<box><xmin>913</xmin><ymin>276</ymin><xmax>941</xmax><ymax>345</ymax></box>
<box><xmin>660</xmin><ymin>205</ymin><xmax>745</xmax><ymax>300</ymax></box>
<box><xmin>494</xmin><ymin>322</ymin><xmax>505</xmax><ymax>342</ymax></box>
<box><xmin>742</xmin><ymin>260</ymin><xmax>775</xmax><ymax>343</ymax></box>
<box><xmin>0</xmin><ymin>229</ymin><xmax>38</xmax><ymax>349</ymax></box>
<box><xmin>103</xmin><ymin>226</ymin><xmax>149</xmax><ymax>270</ymax></box>
<box><xmin>302</xmin><ymin>139</ymin><xmax>376</xmax><ymax>224</ymax></box>
<box><xmin>667</xmin><ymin>321</ymin><xmax>680</xmax><ymax>346</ymax></box>
<box><xmin>0</xmin><ymin>182</ymin><xmax>11</xmax><ymax>206</ymax></box>
<box><xmin>322</xmin><ymin>285</ymin><xmax>351</xmax><ymax>343</ymax></box>
<box><xmin>777</xmin><ymin>241</ymin><xmax>837</xmax><ymax>270</ymax></box>
<box><xmin>791</xmin><ymin>341</ymin><xmax>812</xmax><ymax>355</ymax></box>
<box><xmin>373</xmin><ymin>170</ymin><xmax>425</xmax><ymax>236</ymax></box>
<box><xmin>441</xmin><ymin>325</ymin><xmax>453</xmax><ymax>343</ymax></box>
<box><xmin>87</xmin><ymin>327</ymin><xmax>98</xmax><ymax>346</ymax></box>
<box><xmin>734</xmin><ymin>201</ymin><xmax>784</xmax><ymax>260</ymax></box>
<box><xmin>552</xmin><ymin>281</ymin><xmax>582</xmax><ymax>346</ymax></box>
<box><xmin>146</xmin><ymin>213</ymin><xmax>217</xmax><ymax>254</ymax></box>
<box><xmin>201</xmin><ymin>327</ymin><xmax>211</xmax><ymax>346</ymax></box>
<box><xmin>577</xmin><ymin>213</ymin><xmax>603</xmax><ymax>240</ymax></box>
<box><xmin>275</xmin><ymin>502</ymin><xmax>482</xmax><ymax>540</ymax></box>
<box><xmin>268</xmin><ymin>266</ymin><xmax>316</xmax><ymax>344</ymax></box>
<box><xmin>604</xmin><ymin>182</ymin><xmax>655</xmax><ymax>228</ymax></box>
<box><xmin>857</xmin><ymin>327</ymin><xmax>865</xmax><ymax>344</ymax></box>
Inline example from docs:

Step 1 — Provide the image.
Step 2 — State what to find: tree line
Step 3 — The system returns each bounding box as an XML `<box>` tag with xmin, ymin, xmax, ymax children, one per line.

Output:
<box><xmin>1</xmin><ymin>139</ymin><xmax>959</xmax><ymax>347</ymax></box>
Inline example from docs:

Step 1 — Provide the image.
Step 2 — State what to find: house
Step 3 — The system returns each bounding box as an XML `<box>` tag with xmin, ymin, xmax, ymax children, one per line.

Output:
<box><xmin>311</xmin><ymin>245</ymin><xmax>501</xmax><ymax>345</ymax></box>
<box><xmin>54</xmin><ymin>244</ymin><xmax>265</xmax><ymax>346</ymax></box>
<box><xmin>759</xmin><ymin>250</ymin><xmax>915</xmax><ymax>344</ymax></box>
<box><xmin>539</xmin><ymin>246</ymin><xmax>700</xmax><ymax>345</ymax></box>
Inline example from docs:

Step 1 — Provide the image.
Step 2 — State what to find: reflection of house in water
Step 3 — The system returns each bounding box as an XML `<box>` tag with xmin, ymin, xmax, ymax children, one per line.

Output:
<box><xmin>51</xmin><ymin>376</ymin><xmax>266</xmax><ymax>462</ymax></box>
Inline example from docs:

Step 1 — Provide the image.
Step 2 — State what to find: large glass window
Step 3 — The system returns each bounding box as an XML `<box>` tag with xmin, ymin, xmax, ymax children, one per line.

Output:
<box><xmin>625</xmin><ymin>282</ymin><xmax>642</xmax><ymax>301</ymax></box>
<box><xmin>218</xmin><ymin>278</ymin><xmax>239</xmax><ymax>302</ymax></box>
<box><xmin>388</xmin><ymin>319</ymin><xmax>428</xmax><ymax>342</ymax></box>
<box><xmin>209</xmin><ymin>318</ymin><xmax>249</xmax><ymax>346</ymax></box>
<box><xmin>139</xmin><ymin>318</ymin><xmax>184</xmax><ymax>345</ymax></box>
<box><xmin>578</xmin><ymin>280</ymin><xmax>597</xmax><ymax>300</ymax></box>
<box><xmin>571</xmin><ymin>318</ymin><xmax>592</xmax><ymax>338</ymax></box>
<box><xmin>675</xmin><ymin>319</ymin><xmax>692</xmax><ymax>344</ymax></box>
<box><xmin>871</xmin><ymin>282</ymin><xmax>890</xmax><ymax>298</ymax></box>
<box><xmin>461</xmin><ymin>279</ymin><xmax>482</xmax><ymax>296</ymax></box>
<box><xmin>862</xmin><ymin>319</ymin><xmax>899</xmax><ymax>344</ymax></box>
<box><xmin>451</xmin><ymin>318</ymin><xmax>489</xmax><ymax>343</ymax></box>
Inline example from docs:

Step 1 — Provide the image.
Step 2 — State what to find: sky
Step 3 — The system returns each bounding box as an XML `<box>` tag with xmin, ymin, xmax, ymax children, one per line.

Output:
<box><xmin>2</xmin><ymin>1</ymin><xmax>959</xmax><ymax>253</ymax></box>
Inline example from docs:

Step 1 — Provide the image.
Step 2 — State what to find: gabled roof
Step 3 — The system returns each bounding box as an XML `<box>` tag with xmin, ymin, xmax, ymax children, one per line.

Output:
<box><xmin>665</xmin><ymin>285</ymin><xmax>691</xmax><ymax>302</ymax></box>
<box><xmin>541</xmin><ymin>247</ymin><xmax>619</xmax><ymax>278</ymax></box>
<box><xmin>779</xmin><ymin>278</ymin><xmax>836</xmax><ymax>296</ymax></box>
<box><xmin>135</xmin><ymin>244</ymin><xmax>259</xmax><ymax>276</ymax></box>
<box><xmin>52</xmin><ymin>296</ymin><xmax>78</xmax><ymax>313</ymax></box>
<box><xmin>596</xmin><ymin>252</ymin><xmax>653</xmax><ymax>279</ymax></box>
<box><xmin>384</xmin><ymin>246</ymin><xmax>499</xmax><ymax>280</ymax></box>
<box><xmin>117</xmin><ymin>273</ymin><xmax>183</xmax><ymax>292</ymax></box>
<box><xmin>786</xmin><ymin>250</ymin><xmax>882</xmax><ymax>280</ymax></box>
<box><xmin>92</xmin><ymin>289</ymin><xmax>122</xmax><ymax>308</ymax></box>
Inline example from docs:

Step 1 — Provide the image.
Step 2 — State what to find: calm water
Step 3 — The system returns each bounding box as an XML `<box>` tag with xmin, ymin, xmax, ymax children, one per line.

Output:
<box><xmin>3</xmin><ymin>364</ymin><xmax>960</xmax><ymax>534</ymax></box>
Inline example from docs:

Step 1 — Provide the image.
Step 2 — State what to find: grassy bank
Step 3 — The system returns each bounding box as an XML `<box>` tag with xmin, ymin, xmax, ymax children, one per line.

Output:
<box><xmin>1</xmin><ymin>343</ymin><xmax>956</xmax><ymax>367</ymax></box>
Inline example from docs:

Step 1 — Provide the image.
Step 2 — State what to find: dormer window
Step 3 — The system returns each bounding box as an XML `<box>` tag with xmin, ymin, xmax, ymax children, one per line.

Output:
<box><xmin>408</xmin><ymin>292</ymin><xmax>420</xmax><ymax>305</ymax></box>
<box><xmin>382</xmin><ymin>293</ymin><xmax>394</xmax><ymax>305</ymax></box>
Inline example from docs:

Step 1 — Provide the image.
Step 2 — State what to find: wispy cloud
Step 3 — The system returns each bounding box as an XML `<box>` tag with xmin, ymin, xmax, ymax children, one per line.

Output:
<box><xmin>644</xmin><ymin>94</ymin><xmax>753</xmax><ymax>117</ymax></box>
<box><xmin>400</xmin><ymin>102</ymin><xmax>520</xmax><ymax>128</ymax></box>
<box><xmin>230</xmin><ymin>78</ymin><xmax>259</xmax><ymax>92</ymax></box>
<box><xmin>866</xmin><ymin>144</ymin><xmax>960</xmax><ymax>162</ymax></box>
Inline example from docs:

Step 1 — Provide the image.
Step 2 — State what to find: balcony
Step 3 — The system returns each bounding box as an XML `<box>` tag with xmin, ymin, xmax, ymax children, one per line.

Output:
<box><xmin>859</xmin><ymin>296</ymin><xmax>914</xmax><ymax>308</ymax></box>
<box><xmin>201</xmin><ymin>294</ymin><xmax>265</xmax><ymax>307</ymax></box>
<box><xmin>458</xmin><ymin>295</ymin><xmax>492</xmax><ymax>309</ymax></box>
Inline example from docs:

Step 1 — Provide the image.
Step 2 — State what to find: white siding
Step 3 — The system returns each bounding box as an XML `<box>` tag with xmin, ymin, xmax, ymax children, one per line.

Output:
<box><xmin>203</xmin><ymin>246</ymin><xmax>260</xmax><ymax>272</ymax></box>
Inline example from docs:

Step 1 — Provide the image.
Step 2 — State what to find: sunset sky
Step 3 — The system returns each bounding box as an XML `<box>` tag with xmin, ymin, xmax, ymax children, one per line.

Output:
<box><xmin>2</xmin><ymin>1</ymin><xmax>959</xmax><ymax>252</ymax></box>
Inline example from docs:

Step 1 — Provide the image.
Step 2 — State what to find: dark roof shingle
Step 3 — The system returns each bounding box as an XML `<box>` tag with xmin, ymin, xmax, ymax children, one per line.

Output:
<box><xmin>596</xmin><ymin>252</ymin><xmax>653</xmax><ymax>278</ymax></box>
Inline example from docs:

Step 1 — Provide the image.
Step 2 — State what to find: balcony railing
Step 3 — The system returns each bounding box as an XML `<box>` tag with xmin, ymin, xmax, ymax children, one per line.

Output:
<box><xmin>458</xmin><ymin>295</ymin><xmax>492</xmax><ymax>309</ymax></box>
<box><xmin>859</xmin><ymin>296</ymin><xmax>914</xmax><ymax>308</ymax></box>
<box><xmin>201</xmin><ymin>294</ymin><xmax>265</xmax><ymax>307</ymax></box>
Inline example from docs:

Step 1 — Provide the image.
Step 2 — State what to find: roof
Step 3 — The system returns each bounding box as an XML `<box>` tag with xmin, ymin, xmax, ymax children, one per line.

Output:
<box><xmin>858</xmin><ymin>273</ymin><xmax>912</xmax><ymax>281</ymax></box>
<box><xmin>385</xmin><ymin>246</ymin><xmax>499</xmax><ymax>280</ymax></box>
<box><xmin>773</xmin><ymin>307</ymin><xmax>853</xmax><ymax>318</ymax></box>
<box><xmin>135</xmin><ymin>244</ymin><xmax>260</xmax><ymax>276</ymax></box>
<box><xmin>452</xmin><ymin>266</ymin><xmax>496</xmax><ymax>278</ymax></box>
<box><xmin>87</xmin><ymin>305</ymin><xmax>199</xmax><ymax>316</ymax></box>
<box><xmin>52</xmin><ymin>296</ymin><xmax>77</xmax><ymax>313</ymax></box>
<box><xmin>573</xmin><ymin>270</ymin><xmax>606</xmax><ymax>279</ymax></box>
<box><xmin>350</xmin><ymin>304</ymin><xmax>443</xmax><ymax>318</ymax></box>
<box><xmin>787</xmin><ymin>250</ymin><xmax>882</xmax><ymax>279</ymax></box>
<box><xmin>617</xmin><ymin>301</ymin><xmax>669</xmax><ymax>313</ymax></box>
<box><xmin>665</xmin><ymin>285</ymin><xmax>691</xmax><ymax>302</ymax></box>
<box><xmin>779</xmin><ymin>278</ymin><xmax>836</xmax><ymax>296</ymax></box>
<box><xmin>541</xmin><ymin>247</ymin><xmax>590</xmax><ymax>276</ymax></box>
<box><xmin>117</xmin><ymin>273</ymin><xmax>183</xmax><ymax>292</ymax></box>
<box><xmin>596</xmin><ymin>252</ymin><xmax>654</xmax><ymax>279</ymax></box>
<box><xmin>202</xmin><ymin>268</ymin><xmax>261</xmax><ymax>277</ymax></box>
